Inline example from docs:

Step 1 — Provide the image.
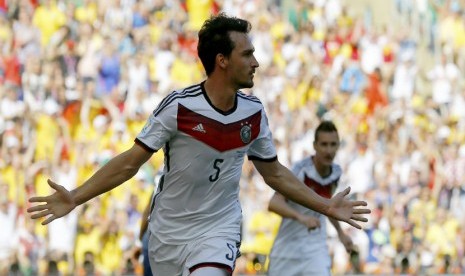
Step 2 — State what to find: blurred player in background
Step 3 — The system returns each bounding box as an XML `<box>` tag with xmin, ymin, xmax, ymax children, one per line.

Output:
<box><xmin>268</xmin><ymin>121</ymin><xmax>354</xmax><ymax>276</ymax></box>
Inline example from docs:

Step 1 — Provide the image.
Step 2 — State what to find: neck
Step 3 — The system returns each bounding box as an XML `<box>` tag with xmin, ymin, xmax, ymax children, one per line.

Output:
<box><xmin>204</xmin><ymin>78</ymin><xmax>237</xmax><ymax>112</ymax></box>
<box><xmin>313</xmin><ymin>156</ymin><xmax>331</xmax><ymax>178</ymax></box>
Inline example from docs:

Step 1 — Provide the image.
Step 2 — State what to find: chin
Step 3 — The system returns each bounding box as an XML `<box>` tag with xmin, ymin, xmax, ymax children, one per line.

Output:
<box><xmin>320</xmin><ymin>159</ymin><xmax>333</xmax><ymax>166</ymax></box>
<box><xmin>238</xmin><ymin>80</ymin><xmax>254</xmax><ymax>89</ymax></box>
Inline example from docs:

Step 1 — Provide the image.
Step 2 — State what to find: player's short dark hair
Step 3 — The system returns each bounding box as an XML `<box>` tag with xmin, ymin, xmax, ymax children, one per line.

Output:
<box><xmin>314</xmin><ymin>120</ymin><xmax>338</xmax><ymax>142</ymax></box>
<box><xmin>197</xmin><ymin>13</ymin><xmax>251</xmax><ymax>76</ymax></box>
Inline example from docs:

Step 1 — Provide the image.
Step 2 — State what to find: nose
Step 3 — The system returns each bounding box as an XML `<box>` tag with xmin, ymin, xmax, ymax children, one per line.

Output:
<box><xmin>252</xmin><ymin>55</ymin><xmax>259</xmax><ymax>68</ymax></box>
<box><xmin>323</xmin><ymin>145</ymin><xmax>335</xmax><ymax>155</ymax></box>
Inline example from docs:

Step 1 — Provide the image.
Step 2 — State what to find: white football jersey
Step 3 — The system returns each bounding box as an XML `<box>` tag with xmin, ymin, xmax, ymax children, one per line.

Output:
<box><xmin>136</xmin><ymin>82</ymin><xmax>277</xmax><ymax>244</ymax></box>
<box><xmin>269</xmin><ymin>157</ymin><xmax>341</xmax><ymax>260</ymax></box>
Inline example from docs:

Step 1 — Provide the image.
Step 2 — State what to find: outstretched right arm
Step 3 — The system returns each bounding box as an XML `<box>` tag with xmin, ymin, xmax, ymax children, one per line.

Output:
<box><xmin>27</xmin><ymin>143</ymin><xmax>153</xmax><ymax>225</ymax></box>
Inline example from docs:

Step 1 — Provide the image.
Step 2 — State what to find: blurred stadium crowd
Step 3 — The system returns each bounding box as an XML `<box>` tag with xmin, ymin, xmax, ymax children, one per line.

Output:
<box><xmin>0</xmin><ymin>0</ymin><xmax>465</xmax><ymax>275</ymax></box>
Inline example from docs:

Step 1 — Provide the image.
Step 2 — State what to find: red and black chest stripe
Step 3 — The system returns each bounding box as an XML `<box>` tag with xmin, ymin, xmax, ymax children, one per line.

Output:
<box><xmin>303</xmin><ymin>174</ymin><xmax>336</xmax><ymax>199</ymax></box>
<box><xmin>177</xmin><ymin>104</ymin><xmax>261</xmax><ymax>152</ymax></box>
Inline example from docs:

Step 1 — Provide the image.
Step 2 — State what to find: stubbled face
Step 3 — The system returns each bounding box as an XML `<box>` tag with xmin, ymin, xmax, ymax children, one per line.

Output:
<box><xmin>226</xmin><ymin>31</ymin><xmax>259</xmax><ymax>89</ymax></box>
<box><xmin>313</xmin><ymin>131</ymin><xmax>340</xmax><ymax>167</ymax></box>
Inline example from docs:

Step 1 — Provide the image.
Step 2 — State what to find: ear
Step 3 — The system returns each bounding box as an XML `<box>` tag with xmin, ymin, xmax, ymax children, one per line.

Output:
<box><xmin>217</xmin><ymin>53</ymin><xmax>228</xmax><ymax>69</ymax></box>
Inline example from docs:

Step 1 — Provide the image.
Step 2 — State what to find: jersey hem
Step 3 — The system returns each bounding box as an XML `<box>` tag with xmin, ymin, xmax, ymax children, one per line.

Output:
<box><xmin>134</xmin><ymin>138</ymin><xmax>157</xmax><ymax>153</ymax></box>
<box><xmin>189</xmin><ymin>262</ymin><xmax>233</xmax><ymax>273</ymax></box>
<box><xmin>247</xmin><ymin>155</ymin><xmax>278</xmax><ymax>162</ymax></box>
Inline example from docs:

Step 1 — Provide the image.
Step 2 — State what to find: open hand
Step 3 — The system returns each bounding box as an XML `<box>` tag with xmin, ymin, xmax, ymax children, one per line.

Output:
<box><xmin>328</xmin><ymin>187</ymin><xmax>370</xmax><ymax>229</ymax></box>
<box><xmin>27</xmin><ymin>179</ymin><xmax>77</xmax><ymax>225</ymax></box>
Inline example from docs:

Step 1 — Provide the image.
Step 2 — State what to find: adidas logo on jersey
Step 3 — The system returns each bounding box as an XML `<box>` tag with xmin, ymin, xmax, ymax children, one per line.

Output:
<box><xmin>192</xmin><ymin>123</ymin><xmax>206</xmax><ymax>133</ymax></box>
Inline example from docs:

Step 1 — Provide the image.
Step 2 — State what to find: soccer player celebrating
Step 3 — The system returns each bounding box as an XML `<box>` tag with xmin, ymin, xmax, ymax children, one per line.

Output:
<box><xmin>268</xmin><ymin>121</ymin><xmax>353</xmax><ymax>276</ymax></box>
<box><xmin>28</xmin><ymin>14</ymin><xmax>369</xmax><ymax>276</ymax></box>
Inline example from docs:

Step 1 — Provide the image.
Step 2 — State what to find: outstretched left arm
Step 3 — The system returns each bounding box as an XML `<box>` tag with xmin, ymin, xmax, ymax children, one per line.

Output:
<box><xmin>252</xmin><ymin>159</ymin><xmax>370</xmax><ymax>229</ymax></box>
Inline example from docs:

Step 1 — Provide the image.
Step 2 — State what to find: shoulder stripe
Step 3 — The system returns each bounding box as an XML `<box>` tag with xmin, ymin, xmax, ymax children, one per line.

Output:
<box><xmin>154</xmin><ymin>84</ymin><xmax>201</xmax><ymax>114</ymax></box>
<box><xmin>153</xmin><ymin>85</ymin><xmax>202</xmax><ymax>116</ymax></box>
<box><xmin>153</xmin><ymin>91</ymin><xmax>203</xmax><ymax>117</ymax></box>
<box><xmin>237</xmin><ymin>92</ymin><xmax>262</xmax><ymax>104</ymax></box>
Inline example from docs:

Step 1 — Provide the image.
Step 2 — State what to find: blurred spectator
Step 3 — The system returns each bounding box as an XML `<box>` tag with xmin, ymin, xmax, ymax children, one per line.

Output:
<box><xmin>426</xmin><ymin>53</ymin><xmax>460</xmax><ymax>115</ymax></box>
<box><xmin>0</xmin><ymin>184</ymin><xmax>18</xmax><ymax>274</ymax></box>
<box><xmin>32</xmin><ymin>0</ymin><xmax>66</xmax><ymax>47</ymax></box>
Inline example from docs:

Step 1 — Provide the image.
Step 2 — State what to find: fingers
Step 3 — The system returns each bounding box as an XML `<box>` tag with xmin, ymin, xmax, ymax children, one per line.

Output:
<box><xmin>353</xmin><ymin>208</ymin><xmax>371</xmax><ymax>214</ymax></box>
<box><xmin>48</xmin><ymin>179</ymin><xmax>65</xmax><ymax>193</ymax></box>
<box><xmin>307</xmin><ymin>224</ymin><xmax>320</xmax><ymax>231</ymax></box>
<box><xmin>42</xmin><ymin>215</ymin><xmax>58</xmax><ymax>225</ymax></box>
<box><xmin>346</xmin><ymin>220</ymin><xmax>362</xmax><ymax>230</ymax></box>
<box><xmin>305</xmin><ymin>223</ymin><xmax>320</xmax><ymax>229</ymax></box>
<box><xmin>28</xmin><ymin>179</ymin><xmax>60</xmax><ymax>203</ymax></box>
<box><xmin>351</xmin><ymin>200</ymin><xmax>368</xmax><ymax>207</ymax></box>
<box><xmin>304</xmin><ymin>218</ymin><xmax>320</xmax><ymax>229</ymax></box>
<box><xmin>47</xmin><ymin>178</ymin><xmax>57</xmax><ymax>187</ymax></box>
<box><xmin>341</xmin><ymin>187</ymin><xmax>351</xmax><ymax>196</ymax></box>
<box><xmin>351</xmin><ymin>215</ymin><xmax>368</xmax><ymax>222</ymax></box>
<box><xmin>28</xmin><ymin>196</ymin><xmax>49</xmax><ymax>203</ymax></box>
<box><xmin>27</xmin><ymin>204</ymin><xmax>49</xmax><ymax>213</ymax></box>
<box><xmin>30</xmin><ymin>210</ymin><xmax>52</xmax><ymax>219</ymax></box>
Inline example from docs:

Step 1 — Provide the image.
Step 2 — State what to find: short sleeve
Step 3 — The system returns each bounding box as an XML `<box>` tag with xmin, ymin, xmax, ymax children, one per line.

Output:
<box><xmin>247</xmin><ymin>109</ymin><xmax>277</xmax><ymax>162</ymax></box>
<box><xmin>135</xmin><ymin>102</ymin><xmax>177</xmax><ymax>152</ymax></box>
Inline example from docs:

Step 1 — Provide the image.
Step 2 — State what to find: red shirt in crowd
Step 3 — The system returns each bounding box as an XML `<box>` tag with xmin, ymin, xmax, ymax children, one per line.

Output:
<box><xmin>2</xmin><ymin>52</ymin><xmax>21</xmax><ymax>86</ymax></box>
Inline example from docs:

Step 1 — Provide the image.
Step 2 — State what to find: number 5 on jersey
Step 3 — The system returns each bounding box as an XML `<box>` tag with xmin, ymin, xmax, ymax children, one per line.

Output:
<box><xmin>209</xmin><ymin>159</ymin><xmax>224</xmax><ymax>182</ymax></box>
<box><xmin>225</xmin><ymin>242</ymin><xmax>236</xmax><ymax>261</ymax></box>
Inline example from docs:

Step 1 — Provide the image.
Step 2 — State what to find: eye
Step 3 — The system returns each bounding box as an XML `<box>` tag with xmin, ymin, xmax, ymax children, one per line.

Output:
<box><xmin>243</xmin><ymin>50</ymin><xmax>254</xmax><ymax>57</ymax></box>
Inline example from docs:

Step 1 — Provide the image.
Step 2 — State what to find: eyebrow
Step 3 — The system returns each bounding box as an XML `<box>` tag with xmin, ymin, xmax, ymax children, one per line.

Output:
<box><xmin>319</xmin><ymin>140</ymin><xmax>339</xmax><ymax>144</ymax></box>
<box><xmin>241</xmin><ymin>45</ymin><xmax>255</xmax><ymax>53</ymax></box>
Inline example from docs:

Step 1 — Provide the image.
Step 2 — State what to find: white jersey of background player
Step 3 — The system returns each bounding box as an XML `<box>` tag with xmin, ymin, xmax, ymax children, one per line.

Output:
<box><xmin>268</xmin><ymin>121</ymin><xmax>354</xmax><ymax>276</ymax></box>
<box><xmin>27</xmin><ymin>14</ymin><xmax>369</xmax><ymax>276</ymax></box>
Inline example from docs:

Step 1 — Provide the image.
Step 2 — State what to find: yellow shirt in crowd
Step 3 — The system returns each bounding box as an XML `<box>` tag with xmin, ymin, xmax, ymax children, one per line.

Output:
<box><xmin>32</xmin><ymin>3</ymin><xmax>66</xmax><ymax>46</ymax></box>
<box><xmin>186</xmin><ymin>0</ymin><xmax>214</xmax><ymax>31</ymax></box>
<box><xmin>34</xmin><ymin>114</ymin><xmax>60</xmax><ymax>162</ymax></box>
<box><xmin>1</xmin><ymin>165</ymin><xmax>25</xmax><ymax>205</ymax></box>
<box><xmin>100</xmin><ymin>233</ymin><xmax>123</xmax><ymax>274</ymax></box>
<box><xmin>74</xmin><ymin>2</ymin><xmax>98</xmax><ymax>24</ymax></box>
<box><xmin>242</xmin><ymin>211</ymin><xmax>281</xmax><ymax>256</ymax></box>
<box><xmin>170</xmin><ymin>57</ymin><xmax>203</xmax><ymax>87</ymax></box>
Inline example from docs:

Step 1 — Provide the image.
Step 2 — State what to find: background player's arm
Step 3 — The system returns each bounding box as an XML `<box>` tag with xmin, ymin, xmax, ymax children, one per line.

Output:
<box><xmin>268</xmin><ymin>192</ymin><xmax>320</xmax><ymax>230</ymax></box>
<box><xmin>329</xmin><ymin>217</ymin><xmax>353</xmax><ymax>252</ymax></box>
<box><xmin>28</xmin><ymin>143</ymin><xmax>153</xmax><ymax>224</ymax></box>
<box><xmin>252</xmin><ymin>159</ymin><xmax>369</xmax><ymax>229</ymax></box>
<box><xmin>139</xmin><ymin>191</ymin><xmax>154</xmax><ymax>240</ymax></box>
